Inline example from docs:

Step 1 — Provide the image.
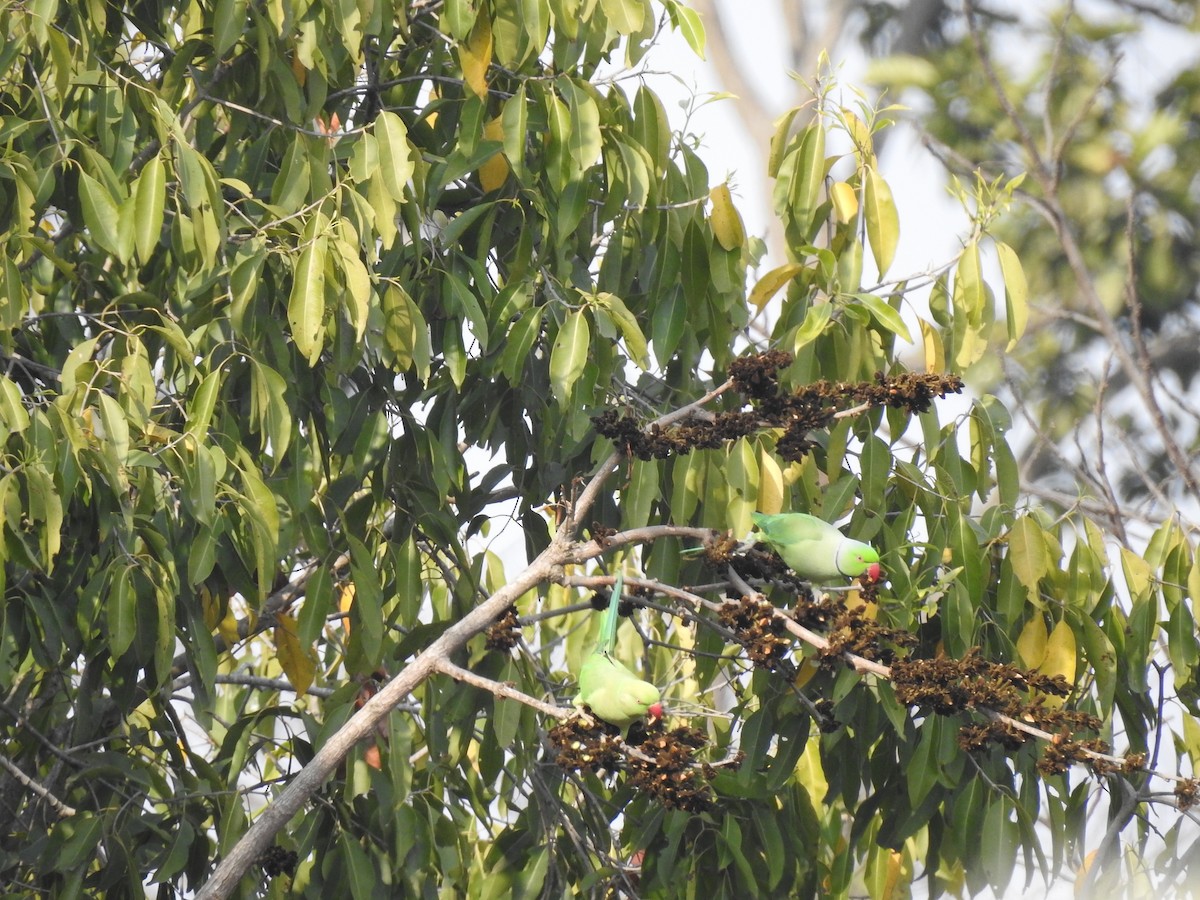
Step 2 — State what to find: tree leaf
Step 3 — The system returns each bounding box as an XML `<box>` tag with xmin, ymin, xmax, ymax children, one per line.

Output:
<box><xmin>78</xmin><ymin>171</ymin><xmax>121</xmax><ymax>257</ymax></box>
<box><xmin>1008</xmin><ymin>515</ymin><xmax>1049</xmax><ymax>596</ymax></box>
<box><xmin>275</xmin><ymin>612</ymin><xmax>315</xmax><ymax>695</ymax></box>
<box><xmin>748</xmin><ymin>263</ymin><xmax>805</xmax><ymax>313</ymax></box>
<box><xmin>995</xmin><ymin>240</ymin><xmax>1028</xmax><ymax>351</ymax></box>
<box><xmin>289</xmin><ymin>233</ymin><xmax>327</xmax><ymax>366</ymax></box>
<box><xmin>1016</xmin><ymin>615</ymin><xmax>1048</xmax><ymax>669</ymax></box>
<box><xmin>864</xmin><ymin>165</ymin><xmax>899</xmax><ymax>276</ymax></box>
<box><xmin>709</xmin><ymin>182</ymin><xmax>745</xmax><ymax>251</ymax></box>
<box><xmin>853</xmin><ymin>293</ymin><xmax>912</xmax><ymax>343</ymax></box>
<box><xmin>549</xmin><ymin>308</ymin><xmax>589</xmax><ymax>402</ymax></box>
<box><xmin>132</xmin><ymin>153</ymin><xmax>166</xmax><ymax>263</ymax></box>
<box><xmin>374</xmin><ymin>110</ymin><xmax>413</xmax><ymax>202</ymax></box>
<box><xmin>458</xmin><ymin>11</ymin><xmax>492</xmax><ymax>99</ymax></box>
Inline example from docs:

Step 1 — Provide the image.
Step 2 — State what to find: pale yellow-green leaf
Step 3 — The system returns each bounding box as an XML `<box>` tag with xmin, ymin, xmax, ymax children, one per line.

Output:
<box><xmin>748</xmin><ymin>263</ymin><xmax>805</xmax><ymax>312</ymax></box>
<box><xmin>1008</xmin><ymin>516</ymin><xmax>1049</xmax><ymax>595</ymax></box>
<box><xmin>709</xmin><ymin>182</ymin><xmax>745</xmax><ymax>251</ymax></box>
<box><xmin>334</xmin><ymin>237</ymin><xmax>371</xmax><ymax>340</ymax></box>
<box><xmin>289</xmin><ymin>235</ymin><xmax>327</xmax><ymax>366</ymax></box>
<box><xmin>864</xmin><ymin>166</ymin><xmax>899</xmax><ymax>276</ymax></box>
<box><xmin>458</xmin><ymin>11</ymin><xmax>492</xmax><ymax>99</ymax></box>
<box><xmin>598</xmin><ymin>292</ymin><xmax>649</xmax><ymax>370</ymax></box>
<box><xmin>1119</xmin><ymin>547</ymin><xmax>1154</xmax><ymax>602</ymax></box>
<box><xmin>1040</xmin><ymin>619</ymin><xmax>1077</xmax><ymax>708</ymax></box>
<box><xmin>919</xmin><ymin>318</ymin><xmax>945</xmax><ymax>373</ymax></box>
<box><xmin>839</xmin><ymin>107</ymin><xmax>875</xmax><ymax>167</ymax></box>
<box><xmin>132</xmin><ymin>154</ymin><xmax>166</xmax><ymax>263</ymax></box>
<box><xmin>954</xmin><ymin>241</ymin><xmax>986</xmax><ymax>323</ymax></box>
<box><xmin>830</xmin><ymin>181</ymin><xmax>858</xmax><ymax>224</ymax></box>
<box><xmin>792</xmin><ymin>301</ymin><xmax>832</xmax><ymax>352</ymax></box>
<box><xmin>479</xmin><ymin>116</ymin><xmax>510</xmax><ymax>191</ymax></box>
<box><xmin>1016</xmin><ymin>615</ymin><xmax>1048</xmax><ymax>669</ymax></box>
<box><xmin>758</xmin><ymin>445</ymin><xmax>784</xmax><ymax>515</ymax></box>
<box><xmin>275</xmin><ymin>612</ymin><xmax>315</xmax><ymax>695</ymax></box>
<box><xmin>768</xmin><ymin>107</ymin><xmax>800</xmax><ymax>178</ymax></box>
<box><xmin>995</xmin><ymin>240</ymin><xmax>1029</xmax><ymax>351</ymax></box>
<box><xmin>374</xmin><ymin>110</ymin><xmax>413</xmax><ymax>203</ymax></box>
<box><xmin>668</xmin><ymin>0</ymin><xmax>705</xmax><ymax>58</ymax></box>
<box><xmin>854</xmin><ymin>293</ymin><xmax>911</xmax><ymax>343</ymax></box>
<box><xmin>549</xmin><ymin>309</ymin><xmax>589</xmax><ymax>402</ymax></box>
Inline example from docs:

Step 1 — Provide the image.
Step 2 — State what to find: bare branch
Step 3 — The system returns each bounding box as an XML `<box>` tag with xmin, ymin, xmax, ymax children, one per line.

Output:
<box><xmin>0</xmin><ymin>755</ymin><xmax>76</xmax><ymax>818</ymax></box>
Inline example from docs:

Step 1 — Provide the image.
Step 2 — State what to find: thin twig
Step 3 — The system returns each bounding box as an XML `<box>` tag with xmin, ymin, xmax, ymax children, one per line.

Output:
<box><xmin>0</xmin><ymin>755</ymin><xmax>77</xmax><ymax>818</ymax></box>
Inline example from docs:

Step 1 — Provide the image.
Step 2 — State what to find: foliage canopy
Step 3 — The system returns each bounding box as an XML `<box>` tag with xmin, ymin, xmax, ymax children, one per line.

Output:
<box><xmin>2</xmin><ymin>0</ymin><xmax>1199</xmax><ymax>897</ymax></box>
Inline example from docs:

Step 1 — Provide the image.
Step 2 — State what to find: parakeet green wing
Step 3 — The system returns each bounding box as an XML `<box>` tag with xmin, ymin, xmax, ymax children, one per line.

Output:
<box><xmin>751</xmin><ymin>512</ymin><xmax>881</xmax><ymax>582</ymax></box>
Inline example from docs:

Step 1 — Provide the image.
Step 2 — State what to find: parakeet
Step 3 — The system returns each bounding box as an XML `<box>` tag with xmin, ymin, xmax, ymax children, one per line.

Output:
<box><xmin>574</xmin><ymin>571</ymin><xmax>664</xmax><ymax>736</ymax></box>
<box><xmin>750</xmin><ymin>512</ymin><xmax>882</xmax><ymax>583</ymax></box>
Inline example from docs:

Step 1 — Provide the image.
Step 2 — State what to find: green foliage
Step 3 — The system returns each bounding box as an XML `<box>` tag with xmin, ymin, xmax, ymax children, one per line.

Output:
<box><xmin>0</xmin><ymin>1</ymin><xmax>1197</xmax><ymax>898</ymax></box>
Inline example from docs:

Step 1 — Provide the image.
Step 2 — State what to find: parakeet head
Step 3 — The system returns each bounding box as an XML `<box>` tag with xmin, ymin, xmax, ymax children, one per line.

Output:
<box><xmin>838</xmin><ymin>541</ymin><xmax>882</xmax><ymax>580</ymax></box>
<box><xmin>631</xmin><ymin>681</ymin><xmax>663</xmax><ymax>718</ymax></box>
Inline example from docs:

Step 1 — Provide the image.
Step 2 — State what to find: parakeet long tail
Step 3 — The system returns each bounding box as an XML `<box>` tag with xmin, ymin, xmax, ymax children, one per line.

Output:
<box><xmin>598</xmin><ymin>570</ymin><xmax>623</xmax><ymax>655</ymax></box>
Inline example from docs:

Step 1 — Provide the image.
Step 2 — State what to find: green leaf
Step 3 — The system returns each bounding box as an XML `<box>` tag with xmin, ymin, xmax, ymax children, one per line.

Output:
<box><xmin>666</xmin><ymin>0</ymin><xmax>705</xmax><ymax>58</ymax></box>
<box><xmin>132</xmin><ymin>154</ymin><xmax>166</xmax><ymax>263</ymax></box>
<box><xmin>597</xmin><ymin>292</ymin><xmax>649</xmax><ymax>369</ymax></box>
<box><xmin>864</xmin><ymin>166</ymin><xmax>900</xmax><ymax>276</ymax></box>
<box><xmin>289</xmin><ymin>233</ymin><xmax>328</xmax><ymax>366</ymax></box>
<box><xmin>213</xmin><ymin>0</ymin><xmax>248</xmax><ymax>54</ymax></box>
<box><xmin>500</xmin><ymin>305</ymin><xmax>544</xmax><ymax>383</ymax></box>
<box><xmin>0</xmin><ymin>376</ymin><xmax>30</xmax><ymax>433</ymax></box>
<box><xmin>383</xmin><ymin>284</ymin><xmax>432</xmax><ymax>381</ymax></box>
<box><xmin>561</xmin><ymin>80</ymin><xmax>601</xmax><ymax>174</ymax></box>
<box><xmin>186</xmin><ymin>371</ymin><xmax>222</xmax><ymax>441</ymax></box>
<box><xmin>1008</xmin><ymin>515</ymin><xmax>1049</xmax><ymax>595</ymax></box>
<box><xmin>374</xmin><ymin>110</ymin><xmax>413</xmax><ymax>203</ymax></box>
<box><xmin>853</xmin><ymin>292</ymin><xmax>912</xmax><ymax>343</ymax></box>
<box><xmin>995</xmin><ymin>240</ymin><xmax>1028</xmax><ymax>351</ymax></box>
<box><xmin>790</xmin><ymin>122</ymin><xmax>826</xmax><ymax>236</ymax></box>
<box><xmin>107</xmin><ymin>565</ymin><xmax>137</xmax><ymax>658</ymax></box>
<box><xmin>549</xmin><ymin>309</ymin><xmax>589</xmax><ymax>402</ymax></box>
<box><xmin>78</xmin><ymin>171</ymin><xmax>121</xmax><ymax>257</ymax></box>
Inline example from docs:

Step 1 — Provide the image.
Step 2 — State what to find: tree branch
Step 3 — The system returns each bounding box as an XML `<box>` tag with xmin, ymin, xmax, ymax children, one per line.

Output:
<box><xmin>0</xmin><ymin>755</ymin><xmax>76</xmax><ymax>818</ymax></box>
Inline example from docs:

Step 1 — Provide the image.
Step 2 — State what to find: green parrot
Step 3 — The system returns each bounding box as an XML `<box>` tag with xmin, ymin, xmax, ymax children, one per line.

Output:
<box><xmin>573</xmin><ymin>571</ymin><xmax>664</xmax><ymax>736</ymax></box>
<box><xmin>750</xmin><ymin>512</ymin><xmax>882</xmax><ymax>583</ymax></box>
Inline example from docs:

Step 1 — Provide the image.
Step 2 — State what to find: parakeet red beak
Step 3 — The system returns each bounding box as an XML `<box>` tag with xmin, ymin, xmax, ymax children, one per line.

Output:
<box><xmin>866</xmin><ymin>562</ymin><xmax>882</xmax><ymax>583</ymax></box>
<box><xmin>648</xmin><ymin>702</ymin><xmax>664</xmax><ymax>720</ymax></box>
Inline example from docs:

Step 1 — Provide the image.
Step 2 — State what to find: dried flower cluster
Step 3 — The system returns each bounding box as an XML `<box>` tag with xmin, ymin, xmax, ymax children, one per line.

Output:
<box><xmin>548</xmin><ymin>718</ymin><xmax>718</xmax><ymax>812</ymax></box>
<box><xmin>258</xmin><ymin>844</ymin><xmax>298</xmax><ymax>878</ymax></box>
<box><xmin>718</xmin><ymin>596</ymin><xmax>792</xmax><ymax>670</ymax></box>
<box><xmin>485</xmin><ymin>605</ymin><xmax>521</xmax><ymax>652</ymax></box>
<box><xmin>592</xmin><ymin>352</ymin><xmax>964</xmax><ymax>462</ymax></box>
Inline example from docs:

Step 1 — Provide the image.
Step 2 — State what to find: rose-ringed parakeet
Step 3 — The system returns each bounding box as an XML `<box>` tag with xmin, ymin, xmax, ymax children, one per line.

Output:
<box><xmin>751</xmin><ymin>512</ymin><xmax>882</xmax><ymax>583</ymax></box>
<box><xmin>573</xmin><ymin>571</ymin><xmax>663</xmax><ymax>736</ymax></box>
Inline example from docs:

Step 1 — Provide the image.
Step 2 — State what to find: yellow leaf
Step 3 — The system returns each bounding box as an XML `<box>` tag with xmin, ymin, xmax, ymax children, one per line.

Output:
<box><xmin>1040</xmin><ymin>619</ymin><xmax>1077</xmax><ymax>707</ymax></box>
<box><xmin>709</xmin><ymin>182</ymin><xmax>745</xmax><ymax>251</ymax></box>
<box><xmin>458</xmin><ymin>13</ymin><xmax>492</xmax><ymax>100</ymax></box>
<box><xmin>794</xmin><ymin>658</ymin><xmax>819</xmax><ymax>689</ymax></box>
<box><xmin>758</xmin><ymin>446</ymin><xmax>784</xmax><ymax>515</ymax></box>
<box><xmin>864</xmin><ymin>165</ymin><xmax>900</xmax><ymax>276</ymax></box>
<box><xmin>1016</xmin><ymin>615</ymin><xmax>1048</xmax><ymax>669</ymax></box>
<box><xmin>830</xmin><ymin>181</ymin><xmax>858</xmax><ymax>224</ymax></box>
<box><xmin>840</xmin><ymin>107</ymin><xmax>875</xmax><ymax>167</ymax></box>
<box><xmin>275</xmin><ymin>612</ymin><xmax>315</xmax><ymax>695</ymax></box>
<box><xmin>338</xmin><ymin>582</ymin><xmax>356</xmax><ymax>639</ymax></box>
<box><xmin>1075</xmin><ymin>851</ymin><xmax>1098</xmax><ymax>899</ymax></box>
<box><xmin>748</xmin><ymin>263</ymin><xmax>805</xmax><ymax>312</ymax></box>
<box><xmin>919</xmin><ymin>318</ymin><xmax>944</xmax><ymax>373</ymax></box>
<box><xmin>478</xmin><ymin>116</ymin><xmax>509</xmax><ymax>191</ymax></box>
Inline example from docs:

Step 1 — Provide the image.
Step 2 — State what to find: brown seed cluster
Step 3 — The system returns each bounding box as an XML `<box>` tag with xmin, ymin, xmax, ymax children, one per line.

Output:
<box><xmin>258</xmin><ymin>845</ymin><xmax>298</xmax><ymax>878</ymax></box>
<box><xmin>1174</xmin><ymin>778</ymin><xmax>1199</xmax><ymax>812</ymax></box>
<box><xmin>548</xmin><ymin>717</ymin><xmax>717</xmax><ymax>812</ymax></box>
<box><xmin>593</xmin><ymin>352</ymin><xmax>964</xmax><ymax>462</ymax></box>
<box><xmin>719</xmin><ymin>597</ymin><xmax>792</xmax><ymax>670</ymax></box>
<box><xmin>625</xmin><ymin>725</ymin><xmax>717</xmax><ymax>813</ymax></box>
<box><xmin>485</xmin><ymin>604</ymin><xmax>521</xmax><ymax>652</ymax></box>
<box><xmin>1038</xmin><ymin>735</ymin><xmax>1117</xmax><ymax>777</ymax></box>
<box><xmin>892</xmin><ymin>650</ymin><xmax>1109</xmax><ymax>763</ymax></box>
<box><xmin>814</xmin><ymin>599</ymin><xmax>917</xmax><ymax>667</ymax></box>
